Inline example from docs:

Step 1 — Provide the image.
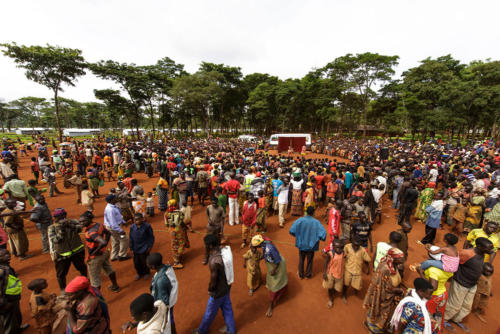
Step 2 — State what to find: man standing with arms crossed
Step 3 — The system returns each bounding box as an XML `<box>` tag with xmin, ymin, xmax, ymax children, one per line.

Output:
<box><xmin>104</xmin><ymin>194</ymin><xmax>130</xmax><ymax>262</ymax></box>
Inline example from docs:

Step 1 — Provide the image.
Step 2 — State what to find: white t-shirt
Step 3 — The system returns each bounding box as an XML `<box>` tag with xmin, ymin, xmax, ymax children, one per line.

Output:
<box><xmin>278</xmin><ymin>186</ymin><xmax>289</xmax><ymax>204</ymax></box>
<box><xmin>372</xmin><ymin>189</ymin><xmax>383</xmax><ymax>203</ymax></box>
<box><xmin>429</xmin><ymin>169</ymin><xmax>438</xmax><ymax>183</ymax></box>
<box><xmin>290</xmin><ymin>179</ymin><xmax>304</xmax><ymax>190</ymax></box>
<box><xmin>137</xmin><ymin>300</ymin><xmax>170</xmax><ymax>334</ymax></box>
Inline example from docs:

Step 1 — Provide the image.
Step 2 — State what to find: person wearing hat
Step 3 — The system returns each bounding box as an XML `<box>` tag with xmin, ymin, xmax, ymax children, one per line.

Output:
<box><xmin>104</xmin><ymin>194</ymin><xmax>131</xmax><ymax>262</ymax></box>
<box><xmin>48</xmin><ymin>208</ymin><xmax>87</xmax><ymax>292</ymax></box>
<box><xmin>251</xmin><ymin>234</ymin><xmax>288</xmax><ymax>318</ymax></box>
<box><xmin>64</xmin><ymin>276</ymin><xmax>110</xmax><ymax>334</ymax></box>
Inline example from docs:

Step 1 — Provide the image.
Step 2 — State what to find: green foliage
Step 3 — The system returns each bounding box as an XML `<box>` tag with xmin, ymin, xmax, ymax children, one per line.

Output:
<box><xmin>1</xmin><ymin>43</ymin><xmax>86</xmax><ymax>140</ymax></box>
<box><xmin>2</xmin><ymin>44</ymin><xmax>500</xmax><ymax>139</ymax></box>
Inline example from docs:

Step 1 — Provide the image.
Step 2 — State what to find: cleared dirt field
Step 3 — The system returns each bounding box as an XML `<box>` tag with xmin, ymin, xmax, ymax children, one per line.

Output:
<box><xmin>11</xmin><ymin>151</ymin><xmax>500</xmax><ymax>333</ymax></box>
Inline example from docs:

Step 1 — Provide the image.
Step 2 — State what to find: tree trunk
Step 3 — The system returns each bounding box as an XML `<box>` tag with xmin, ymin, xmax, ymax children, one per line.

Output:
<box><xmin>362</xmin><ymin>101</ymin><xmax>368</xmax><ymax>137</ymax></box>
<box><xmin>54</xmin><ymin>89</ymin><xmax>63</xmax><ymax>142</ymax></box>
<box><xmin>492</xmin><ymin>112</ymin><xmax>498</xmax><ymax>139</ymax></box>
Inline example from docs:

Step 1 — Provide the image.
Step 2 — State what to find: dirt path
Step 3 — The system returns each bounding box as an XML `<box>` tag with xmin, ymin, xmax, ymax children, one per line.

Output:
<box><xmin>11</xmin><ymin>152</ymin><xmax>500</xmax><ymax>334</ymax></box>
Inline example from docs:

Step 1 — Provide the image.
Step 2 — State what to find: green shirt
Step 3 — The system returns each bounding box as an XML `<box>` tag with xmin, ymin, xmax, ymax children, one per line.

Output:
<box><xmin>3</xmin><ymin>179</ymin><xmax>28</xmax><ymax>199</ymax></box>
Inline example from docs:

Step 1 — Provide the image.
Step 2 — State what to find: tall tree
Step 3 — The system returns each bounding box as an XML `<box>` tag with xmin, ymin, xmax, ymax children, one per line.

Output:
<box><xmin>1</xmin><ymin>43</ymin><xmax>86</xmax><ymax>141</ymax></box>
<box><xmin>8</xmin><ymin>97</ymin><xmax>48</xmax><ymax>128</ymax></box>
<box><xmin>326</xmin><ymin>53</ymin><xmax>399</xmax><ymax>136</ymax></box>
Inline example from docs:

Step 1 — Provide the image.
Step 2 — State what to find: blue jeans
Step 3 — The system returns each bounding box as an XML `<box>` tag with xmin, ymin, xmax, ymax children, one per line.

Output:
<box><xmin>421</xmin><ymin>259</ymin><xmax>443</xmax><ymax>270</ymax></box>
<box><xmin>198</xmin><ymin>292</ymin><xmax>236</xmax><ymax>334</ymax></box>
<box><xmin>392</xmin><ymin>189</ymin><xmax>400</xmax><ymax>209</ymax></box>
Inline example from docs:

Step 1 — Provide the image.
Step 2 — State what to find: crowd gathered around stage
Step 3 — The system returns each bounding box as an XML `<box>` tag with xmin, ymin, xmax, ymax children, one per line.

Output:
<box><xmin>0</xmin><ymin>134</ymin><xmax>499</xmax><ymax>334</ymax></box>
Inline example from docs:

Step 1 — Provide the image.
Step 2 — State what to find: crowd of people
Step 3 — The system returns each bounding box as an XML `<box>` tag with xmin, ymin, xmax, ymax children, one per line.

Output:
<box><xmin>0</xmin><ymin>134</ymin><xmax>499</xmax><ymax>334</ymax></box>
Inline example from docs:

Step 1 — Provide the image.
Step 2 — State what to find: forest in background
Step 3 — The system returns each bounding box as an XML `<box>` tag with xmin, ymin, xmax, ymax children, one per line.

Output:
<box><xmin>1</xmin><ymin>43</ymin><xmax>500</xmax><ymax>141</ymax></box>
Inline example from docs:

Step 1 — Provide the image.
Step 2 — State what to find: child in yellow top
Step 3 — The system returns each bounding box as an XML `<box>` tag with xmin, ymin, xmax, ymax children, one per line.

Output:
<box><xmin>243</xmin><ymin>244</ymin><xmax>262</xmax><ymax>296</ymax></box>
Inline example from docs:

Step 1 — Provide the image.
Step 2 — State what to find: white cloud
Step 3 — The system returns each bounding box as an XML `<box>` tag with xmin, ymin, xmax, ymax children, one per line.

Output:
<box><xmin>1</xmin><ymin>0</ymin><xmax>499</xmax><ymax>102</ymax></box>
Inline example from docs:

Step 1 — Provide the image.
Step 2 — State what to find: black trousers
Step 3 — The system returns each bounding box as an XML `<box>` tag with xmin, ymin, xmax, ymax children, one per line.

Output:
<box><xmin>298</xmin><ymin>250</ymin><xmax>314</xmax><ymax>278</ymax></box>
<box><xmin>421</xmin><ymin>225</ymin><xmax>437</xmax><ymax>245</ymax></box>
<box><xmin>133</xmin><ymin>252</ymin><xmax>150</xmax><ymax>276</ymax></box>
<box><xmin>55</xmin><ymin>250</ymin><xmax>88</xmax><ymax>290</ymax></box>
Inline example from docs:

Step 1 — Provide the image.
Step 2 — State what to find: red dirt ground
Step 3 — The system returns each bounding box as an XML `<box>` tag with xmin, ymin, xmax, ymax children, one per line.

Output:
<box><xmin>11</xmin><ymin>151</ymin><xmax>500</xmax><ymax>334</ymax></box>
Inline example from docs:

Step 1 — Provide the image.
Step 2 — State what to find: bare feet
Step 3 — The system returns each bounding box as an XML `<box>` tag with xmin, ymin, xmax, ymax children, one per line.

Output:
<box><xmin>409</xmin><ymin>264</ymin><xmax>419</xmax><ymax>272</ymax></box>
<box><xmin>266</xmin><ymin>305</ymin><xmax>273</xmax><ymax>317</ymax></box>
<box><xmin>248</xmin><ymin>289</ymin><xmax>254</xmax><ymax>296</ymax></box>
<box><xmin>342</xmin><ymin>296</ymin><xmax>347</xmax><ymax>304</ymax></box>
<box><xmin>474</xmin><ymin>311</ymin><xmax>487</xmax><ymax>323</ymax></box>
<box><xmin>327</xmin><ymin>300</ymin><xmax>333</xmax><ymax>308</ymax></box>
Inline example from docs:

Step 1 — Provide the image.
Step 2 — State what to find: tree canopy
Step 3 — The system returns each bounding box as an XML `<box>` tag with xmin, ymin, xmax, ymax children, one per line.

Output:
<box><xmin>2</xmin><ymin>44</ymin><xmax>500</xmax><ymax>140</ymax></box>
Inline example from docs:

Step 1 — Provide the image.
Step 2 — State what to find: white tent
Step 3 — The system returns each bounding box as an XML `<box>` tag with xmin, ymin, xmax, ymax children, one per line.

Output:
<box><xmin>62</xmin><ymin>128</ymin><xmax>101</xmax><ymax>136</ymax></box>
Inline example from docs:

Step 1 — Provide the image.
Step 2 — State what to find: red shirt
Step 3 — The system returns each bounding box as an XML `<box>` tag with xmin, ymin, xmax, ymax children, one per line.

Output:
<box><xmin>242</xmin><ymin>201</ymin><xmax>257</xmax><ymax>226</ymax></box>
<box><xmin>30</xmin><ymin>161</ymin><xmax>40</xmax><ymax>172</ymax></box>
<box><xmin>224</xmin><ymin>179</ymin><xmax>240</xmax><ymax>199</ymax></box>
<box><xmin>315</xmin><ymin>175</ymin><xmax>324</xmax><ymax>190</ymax></box>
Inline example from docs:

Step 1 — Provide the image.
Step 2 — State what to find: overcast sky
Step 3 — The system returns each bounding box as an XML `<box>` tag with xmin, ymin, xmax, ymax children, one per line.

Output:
<box><xmin>1</xmin><ymin>0</ymin><xmax>499</xmax><ymax>102</ymax></box>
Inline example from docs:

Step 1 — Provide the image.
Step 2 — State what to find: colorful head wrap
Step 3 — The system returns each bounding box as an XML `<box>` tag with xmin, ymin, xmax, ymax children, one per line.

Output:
<box><xmin>380</xmin><ymin>248</ymin><xmax>404</xmax><ymax>275</ymax></box>
<box><xmin>65</xmin><ymin>276</ymin><xmax>94</xmax><ymax>295</ymax></box>
<box><xmin>251</xmin><ymin>234</ymin><xmax>264</xmax><ymax>247</ymax></box>
<box><xmin>52</xmin><ymin>208</ymin><xmax>67</xmax><ymax>217</ymax></box>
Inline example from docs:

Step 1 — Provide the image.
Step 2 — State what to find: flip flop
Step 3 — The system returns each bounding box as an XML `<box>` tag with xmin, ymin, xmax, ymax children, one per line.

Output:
<box><xmin>443</xmin><ymin>321</ymin><xmax>455</xmax><ymax>332</ymax></box>
<box><xmin>454</xmin><ymin>322</ymin><xmax>470</xmax><ymax>333</ymax></box>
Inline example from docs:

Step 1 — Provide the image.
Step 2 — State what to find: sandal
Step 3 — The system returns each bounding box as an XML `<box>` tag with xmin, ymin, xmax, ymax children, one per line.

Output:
<box><xmin>454</xmin><ymin>322</ymin><xmax>470</xmax><ymax>333</ymax></box>
<box><xmin>443</xmin><ymin>321</ymin><xmax>455</xmax><ymax>332</ymax></box>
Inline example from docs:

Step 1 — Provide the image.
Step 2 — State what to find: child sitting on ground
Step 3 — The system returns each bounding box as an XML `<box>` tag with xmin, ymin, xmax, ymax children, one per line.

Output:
<box><xmin>410</xmin><ymin>233</ymin><xmax>459</xmax><ymax>273</ymax></box>
<box><xmin>243</xmin><ymin>242</ymin><xmax>263</xmax><ymax>296</ymax></box>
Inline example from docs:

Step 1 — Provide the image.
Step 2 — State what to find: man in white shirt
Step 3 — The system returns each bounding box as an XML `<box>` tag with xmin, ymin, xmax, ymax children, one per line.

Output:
<box><xmin>429</xmin><ymin>165</ymin><xmax>438</xmax><ymax>183</ymax></box>
<box><xmin>277</xmin><ymin>177</ymin><xmax>290</xmax><ymax>228</ymax></box>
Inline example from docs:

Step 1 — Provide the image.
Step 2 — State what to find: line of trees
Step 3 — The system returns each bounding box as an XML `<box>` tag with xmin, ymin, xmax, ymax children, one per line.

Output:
<box><xmin>2</xmin><ymin>42</ymin><xmax>500</xmax><ymax>141</ymax></box>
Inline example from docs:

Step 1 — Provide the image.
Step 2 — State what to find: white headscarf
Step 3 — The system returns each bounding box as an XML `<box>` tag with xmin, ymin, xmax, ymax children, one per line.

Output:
<box><xmin>390</xmin><ymin>288</ymin><xmax>432</xmax><ymax>334</ymax></box>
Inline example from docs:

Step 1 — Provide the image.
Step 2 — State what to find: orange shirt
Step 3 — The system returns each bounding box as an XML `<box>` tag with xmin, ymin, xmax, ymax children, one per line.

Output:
<box><xmin>327</xmin><ymin>251</ymin><xmax>344</xmax><ymax>279</ymax></box>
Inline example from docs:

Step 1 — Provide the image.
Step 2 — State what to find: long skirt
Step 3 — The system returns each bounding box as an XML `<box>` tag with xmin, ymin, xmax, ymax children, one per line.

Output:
<box><xmin>8</xmin><ymin>230</ymin><xmax>29</xmax><ymax>257</ymax></box>
<box><xmin>266</xmin><ymin>256</ymin><xmax>288</xmax><ymax>293</ymax></box>
<box><xmin>158</xmin><ymin>187</ymin><xmax>169</xmax><ymax>211</ymax></box>
<box><xmin>291</xmin><ymin>189</ymin><xmax>303</xmax><ymax>216</ymax></box>
<box><xmin>89</xmin><ymin>177</ymin><xmax>99</xmax><ymax>190</ymax></box>
<box><xmin>427</xmin><ymin>292</ymin><xmax>447</xmax><ymax>332</ymax></box>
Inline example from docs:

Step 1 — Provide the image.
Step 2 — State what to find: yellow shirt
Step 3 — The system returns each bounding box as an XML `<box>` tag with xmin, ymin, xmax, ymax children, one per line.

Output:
<box><xmin>344</xmin><ymin>243</ymin><xmax>371</xmax><ymax>275</ymax></box>
<box><xmin>467</xmin><ymin>228</ymin><xmax>499</xmax><ymax>262</ymax></box>
<box><xmin>425</xmin><ymin>267</ymin><xmax>453</xmax><ymax>296</ymax></box>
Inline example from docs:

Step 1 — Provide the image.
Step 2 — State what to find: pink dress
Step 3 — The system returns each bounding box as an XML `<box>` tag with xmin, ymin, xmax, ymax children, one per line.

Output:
<box><xmin>442</xmin><ymin>254</ymin><xmax>460</xmax><ymax>272</ymax></box>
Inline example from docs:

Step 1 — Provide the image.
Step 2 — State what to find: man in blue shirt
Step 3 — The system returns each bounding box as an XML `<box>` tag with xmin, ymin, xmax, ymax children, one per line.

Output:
<box><xmin>289</xmin><ymin>206</ymin><xmax>326</xmax><ymax>279</ymax></box>
<box><xmin>271</xmin><ymin>174</ymin><xmax>283</xmax><ymax>215</ymax></box>
<box><xmin>104</xmin><ymin>194</ymin><xmax>130</xmax><ymax>261</ymax></box>
<box><xmin>147</xmin><ymin>252</ymin><xmax>179</xmax><ymax>334</ymax></box>
<box><xmin>421</xmin><ymin>192</ymin><xmax>444</xmax><ymax>245</ymax></box>
<box><xmin>130</xmin><ymin>213</ymin><xmax>155</xmax><ymax>280</ymax></box>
